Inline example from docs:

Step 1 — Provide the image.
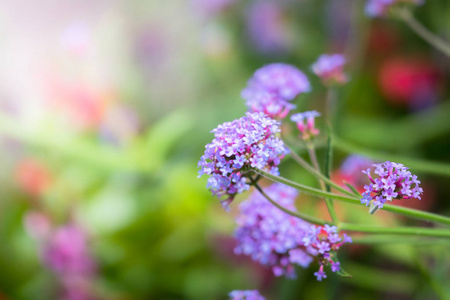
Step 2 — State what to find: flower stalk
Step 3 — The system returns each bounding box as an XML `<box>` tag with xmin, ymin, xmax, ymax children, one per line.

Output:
<box><xmin>398</xmin><ymin>9</ymin><xmax>450</xmax><ymax>58</ymax></box>
<box><xmin>253</xmin><ymin>168</ymin><xmax>450</xmax><ymax>226</ymax></box>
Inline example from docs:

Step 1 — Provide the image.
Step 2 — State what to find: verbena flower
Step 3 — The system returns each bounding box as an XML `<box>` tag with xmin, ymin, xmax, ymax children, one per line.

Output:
<box><xmin>246</xmin><ymin>1</ymin><xmax>290</xmax><ymax>55</ymax></box>
<box><xmin>242</xmin><ymin>64</ymin><xmax>310</xmax><ymax>119</ymax></box>
<box><xmin>198</xmin><ymin>112</ymin><xmax>286</xmax><ymax>210</ymax></box>
<box><xmin>234</xmin><ymin>183</ymin><xmax>351</xmax><ymax>280</ymax></box>
<box><xmin>234</xmin><ymin>183</ymin><xmax>312</xmax><ymax>278</ymax></box>
<box><xmin>290</xmin><ymin>111</ymin><xmax>321</xmax><ymax>140</ymax></box>
<box><xmin>365</xmin><ymin>0</ymin><xmax>424</xmax><ymax>17</ymax></box>
<box><xmin>311</xmin><ymin>54</ymin><xmax>347</xmax><ymax>85</ymax></box>
<box><xmin>229</xmin><ymin>290</ymin><xmax>266</xmax><ymax>300</ymax></box>
<box><xmin>361</xmin><ymin>161</ymin><xmax>423</xmax><ymax>210</ymax></box>
<box><xmin>306</xmin><ymin>225</ymin><xmax>352</xmax><ymax>281</ymax></box>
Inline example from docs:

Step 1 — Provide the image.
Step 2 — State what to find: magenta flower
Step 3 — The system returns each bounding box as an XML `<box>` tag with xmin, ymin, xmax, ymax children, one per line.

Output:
<box><xmin>198</xmin><ymin>112</ymin><xmax>286</xmax><ymax>210</ymax></box>
<box><xmin>311</xmin><ymin>54</ymin><xmax>348</xmax><ymax>85</ymax></box>
<box><xmin>290</xmin><ymin>111</ymin><xmax>321</xmax><ymax>140</ymax></box>
<box><xmin>361</xmin><ymin>161</ymin><xmax>423</xmax><ymax>211</ymax></box>
<box><xmin>365</xmin><ymin>0</ymin><xmax>424</xmax><ymax>17</ymax></box>
<box><xmin>242</xmin><ymin>64</ymin><xmax>310</xmax><ymax>119</ymax></box>
<box><xmin>42</xmin><ymin>224</ymin><xmax>96</xmax><ymax>276</ymax></box>
<box><xmin>229</xmin><ymin>290</ymin><xmax>266</xmax><ymax>300</ymax></box>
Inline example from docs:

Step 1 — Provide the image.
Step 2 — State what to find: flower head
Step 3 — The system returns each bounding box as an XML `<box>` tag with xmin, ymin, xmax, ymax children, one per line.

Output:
<box><xmin>198</xmin><ymin>112</ymin><xmax>286</xmax><ymax>210</ymax></box>
<box><xmin>229</xmin><ymin>290</ymin><xmax>266</xmax><ymax>300</ymax></box>
<box><xmin>242</xmin><ymin>64</ymin><xmax>310</xmax><ymax>119</ymax></box>
<box><xmin>234</xmin><ymin>183</ymin><xmax>352</xmax><ymax>280</ymax></box>
<box><xmin>290</xmin><ymin>111</ymin><xmax>321</xmax><ymax>140</ymax></box>
<box><xmin>361</xmin><ymin>161</ymin><xmax>423</xmax><ymax>211</ymax></box>
<box><xmin>365</xmin><ymin>0</ymin><xmax>424</xmax><ymax>17</ymax></box>
<box><xmin>234</xmin><ymin>183</ymin><xmax>312</xmax><ymax>278</ymax></box>
<box><xmin>246</xmin><ymin>1</ymin><xmax>291</xmax><ymax>55</ymax></box>
<box><xmin>311</xmin><ymin>54</ymin><xmax>347</xmax><ymax>85</ymax></box>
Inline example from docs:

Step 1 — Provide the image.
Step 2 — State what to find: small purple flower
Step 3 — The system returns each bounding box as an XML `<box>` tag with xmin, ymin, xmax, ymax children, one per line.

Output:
<box><xmin>343</xmin><ymin>233</ymin><xmax>353</xmax><ymax>243</ymax></box>
<box><xmin>198</xmin><ymin>112</ymin><xmax>286</xmax><ymax>209</ymax></box>
<box><xmin>229</xmin><ymin>290</ymin><xmax>266</xmax><ymax>300</ymax></box>
<box><xmin>290</xmin><ymin>111</ymin><xmax>321</xmax><ymax>140</ymax></box>
<box><xmin>242</xmin><ymin>64</ymin><xmax>310</xmax><ymax>119</ymax></box>
<box><xmin>317</xmin><ymin>241</ymin><xmax>331</xmax><ymax>254</ymax></box>
<box><xmin>311</xmin><ymin>54</ymin><xmax>347</xmax><ymax>85</ymax></box>
<box><xmin>323</xmin><ymin>224</ymin><xmax>338</xmax><ymax>235</ymax></box>
<box><xmin>331</xmin><ymin>261</ymin><xmax>341</xmax><ymax>272</ymax></box>
<box><xmin>314</xmin><ymin>267</ymin><xmax>327</xmax><ymax>281</ymax></box>
<box><xmin>361</xmin><ymin>161</ymin><xmax>423</xmax><ymax>212</ymax></box>
<box><xmin>365</xmin><ymin>0</ymin><xmax>424</xmax><ymax>17</ymax></box>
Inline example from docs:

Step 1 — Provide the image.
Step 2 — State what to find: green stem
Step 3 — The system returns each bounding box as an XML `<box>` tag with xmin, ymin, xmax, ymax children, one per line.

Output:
<box><xmin>286</xmin><ymin>145</ymin><xmax>356</xmax><ymax>197</ymax></box>
<box><xmin>339</xmin><ymin>223</ymin><xmax>450</xmax><ymax>238</ymax></box>
<box><xmin>351</xmin><ymin>235</ymin><xmax>450</xmax><ymax>245</ymax></box>
<box><xmin>399</xmin><ymin>9</ymin><xmax>450</xmax><ymax>58</ymax></box>
<box><xmin>253</xmin><ymin>168</ymin><xmax>450</xmax><ymax>226</ymax></box>
<box><xmin>334</xmin><ymin>137</ymin><xmax>450</xmax><ymax>177</ymax></box>
<box><xmin>306</xmin><ymin>142</ymin><xmax>339</xmax><ymax>224</ymax></box>
<box><xmin>252</xmin><ymin>182</ymin><xmax>328</xmax><ymax>226</ymax></box>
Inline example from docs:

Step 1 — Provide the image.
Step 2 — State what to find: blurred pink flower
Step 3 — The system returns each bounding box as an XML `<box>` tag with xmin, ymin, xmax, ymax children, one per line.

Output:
<box><xmin>42</xmin><ymin>224</ymin><xmax>96</xmax><ymax>276</ymax></box>
<box><xmin>15</xmin><ymin>159</ymin><xmax>53</xmax><ymax>197</ymax></box>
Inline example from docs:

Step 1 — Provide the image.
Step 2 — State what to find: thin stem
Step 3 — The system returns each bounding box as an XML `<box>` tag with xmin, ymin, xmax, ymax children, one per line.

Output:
<box><xmin>286</xmin><ymin>145</ymin><xmax>356</xmax><ymax>197</ymax></box>
<box><xmin>399</xmin><ymin>9</ymin><xmax>450</xmax><ymax>58</ymax></box>
<box><xmin>252</xmin><ymin>182</ymin><xmax>328</xmax><ymax>226</ymax></box>
<box><xmin>306</xmin><ymin>142</ymin><xmax>339</xmax><ymax>224</ymax></box>
<box><xmin>334</xmin><ymin>137</ymin><xmax>450</xmax><ymax>177</ymax></box>
<box><xmin>253</xmin><ymin>168</ymin><xmax>450</xmax><ymax>226</ymax></box>
<box><xmin>339</xmin><ymin>223</ymin><xmax>450</xmax><ymax>238</ymax></box>
<box><xmin>351</xmin><ymin>235</ymin><xmax>450</xmax><ymax>245</ymax></box>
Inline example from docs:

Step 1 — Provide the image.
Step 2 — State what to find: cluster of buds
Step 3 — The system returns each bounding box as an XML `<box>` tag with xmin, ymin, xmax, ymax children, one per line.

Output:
<box><xmin>311</xmin><ymin>54</ymin><xmax>348</xmax><ymax>85</ymax></box>
<box><xmin>302</xmin><ymin>225</ymin><xmax>352</xmax><ymax>281</ymax></box>
<box><xmin>290</xmin><ymin>111</ymin><xmax>321</xmax><ymax>140</ymax></box>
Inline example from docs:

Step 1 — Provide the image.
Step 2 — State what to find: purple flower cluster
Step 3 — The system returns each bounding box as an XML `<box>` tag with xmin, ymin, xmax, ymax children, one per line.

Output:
<box><xmin>311</xmin><ymin>54</ymin><xmax>347</xmax><ymax>85</ymax></box>
<box><xmin>229</xmin><ymin>290</ymin><xmax>266</xmax><ymax>300</ymax></box>
<box><xmin>234</xmin><ymin>183</ymin><xmax>352</xmax><ymax>280</ymax></box>
<box><xmin>361</xmin><ymin>161</ymin><xmax>423</xmax><ymax>210</ymax></box>
<box><xmin>246</xmin><ymin>1</ymin><xmax>290</xmax><ymax>55</ymax></box>
<box><xmin>365</xmin><ymin>0</ymin><xmax>424</xmax><ymax>17</ymax></box>
<box><xmin>198</xmin><ymin>112</ymin><xmax>286</xmax><ymax>209</ymax></box>
<box><xmin>241</xmin><ymin>63</ymin><xmax>310</xmax><ymax>119</ymax></box>
<box><xmin>234</xmin><ymin>183</ymin><xmax>312</xmax><ymax>278</ymax></box>
<box><xmin>305</xmin><ymin>225</ymin><xmax>352</xmax><ymax>281</ymax></box>
<box><xmin>290</xmin><ymin>111</ymin><xmax>321</xmax><ymax>140</ymax></box>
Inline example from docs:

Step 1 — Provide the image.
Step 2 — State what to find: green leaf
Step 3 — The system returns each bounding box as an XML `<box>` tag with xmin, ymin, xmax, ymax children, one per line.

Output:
<box><xmin>336</xmin><ymin>267</ymin><xmax>353</xmax><ymax>278</ymax></box>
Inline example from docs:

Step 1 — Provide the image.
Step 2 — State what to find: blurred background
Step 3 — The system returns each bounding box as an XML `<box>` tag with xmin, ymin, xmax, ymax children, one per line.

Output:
<box><xmin>0</xmin><ymin>0</ymin><xmax>449</xmax><ymax>299</ymax></box>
